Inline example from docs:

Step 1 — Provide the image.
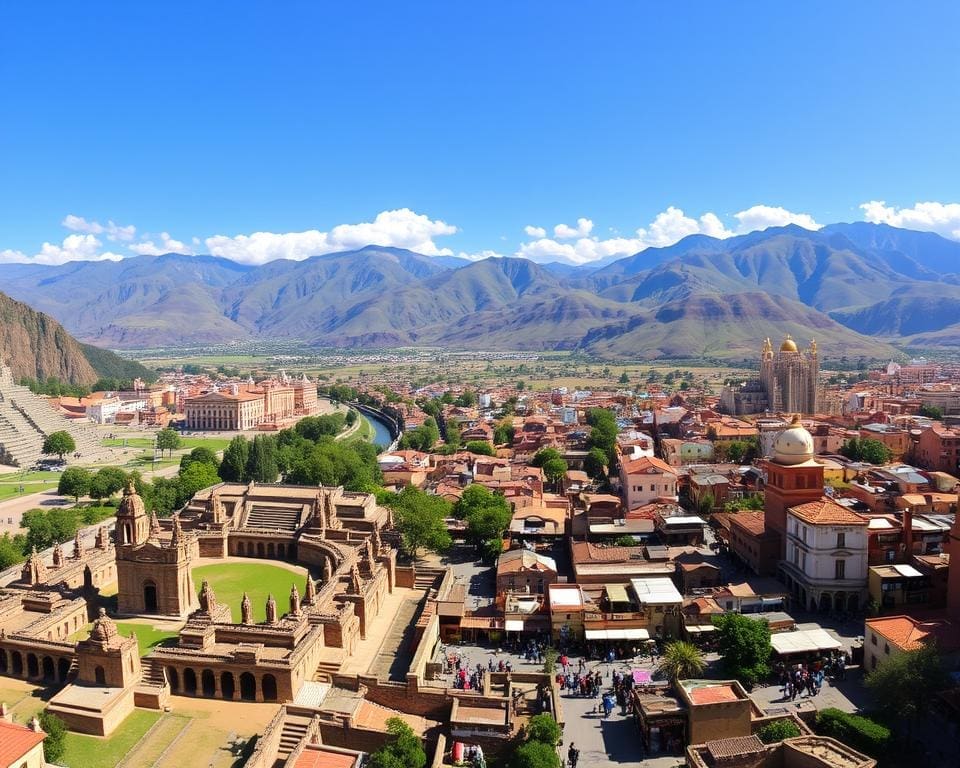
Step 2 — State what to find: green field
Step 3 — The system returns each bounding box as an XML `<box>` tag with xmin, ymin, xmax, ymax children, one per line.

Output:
<box><xmin>192</xmin><ymin>562</ymin><xmax>308</xmax><ymax>623</ymax></box>
<box><xmin>102</xmin><ymin>435</ymin><xmax>231</xmax><ymax>452</ymax></box>
<box><xmin>0</xmin><ymin>482</ymin><xmax>53</xmax><ymax>501</ymax></box>
<box><xmin>61</xmin><ymin>709</ymin><xmax>162</xmax><ymax>768</ymax></box>
<box><xmin>70</xmin><ymin>621</ymin><xmax>178</xmax><ymax>657</ymax></box>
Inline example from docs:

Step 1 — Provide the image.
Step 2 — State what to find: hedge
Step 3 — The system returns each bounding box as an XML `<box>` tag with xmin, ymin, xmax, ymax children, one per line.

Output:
<box><xmin>815</xmin><ymin>708</ymin><xmax>891</xmax><ymax>756</ymax></box>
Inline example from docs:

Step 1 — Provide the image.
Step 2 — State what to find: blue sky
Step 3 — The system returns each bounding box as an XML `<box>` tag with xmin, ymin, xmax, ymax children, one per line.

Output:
<box><xmin>2</xmin><ymin>2</ymin><xmax>959</xmax><ymax>265</ymax></box>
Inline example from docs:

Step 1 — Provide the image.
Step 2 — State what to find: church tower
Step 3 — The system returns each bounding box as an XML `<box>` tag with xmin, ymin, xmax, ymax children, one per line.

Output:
<box><xmin>116</xmin><ymin>481</ymin><xmax>149</xmax><ymax>546</ymax></box>
<box><xmin>763</xmin><ymin>415</ymin><xmax>824</xmax><ymax>559</ymax></box>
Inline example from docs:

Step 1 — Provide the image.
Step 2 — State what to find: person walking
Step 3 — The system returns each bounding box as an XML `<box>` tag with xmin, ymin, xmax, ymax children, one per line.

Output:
<box><xmin>568</xmin><ymin>742</ymin><xmax>580</xmax><ymax>767</ymax></box>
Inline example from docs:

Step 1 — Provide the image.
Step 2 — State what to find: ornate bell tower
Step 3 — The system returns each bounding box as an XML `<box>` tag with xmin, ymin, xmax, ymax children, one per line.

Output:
<box><xmin>116</xmin><ymin>481</ymin><xmax>149</xmax><ymax>546</ymax></box>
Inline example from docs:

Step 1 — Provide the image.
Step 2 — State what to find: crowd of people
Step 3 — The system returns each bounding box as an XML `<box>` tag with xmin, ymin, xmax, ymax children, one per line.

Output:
<box><xmin>774</xmin><ymin>652</ymin><xmax>849</xmax><ymax>701</ymax></box>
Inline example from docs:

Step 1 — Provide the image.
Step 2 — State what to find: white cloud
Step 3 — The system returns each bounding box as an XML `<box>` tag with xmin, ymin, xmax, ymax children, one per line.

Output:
<box><xmin>128</xmin><ymin>232</ymin><xmax>195</xmax><ymax>256</ymax></box>
<box><xmin>205</xmin><ymin>208</ymin><xmax>458</xmax><ymax>265</ymax></box>
<box><xmin>516</xmin><ymin>207</ymin><xmax>737</xmax><ymax>265</ymax></box>
<box><xmin>553</xmin><ymin>217</ymin><xmax>594</xmax><ymax>239</ymax></box>
<box><xmin>733</xmin><ymin>205</ymin><xmax>821</xmax><ymax>233</ymax></box>
<box><xmin>860</xmin><ymin>200</ymin><xmax>960</xmax><ymax>240</ymax></box>
<box><xmin>62</xmin><ymin>214</ymin><xmax>136</xmax><ymax>242</ymax></box>
<box><xmin>0</xmin><ymin>233</ymin><xmax>124</xmax><ymax>266</ymax></box>
<box><xmin>524</xmin><ymin>225</ymin><xmax>546</xmax><ymax>238</ymax></box>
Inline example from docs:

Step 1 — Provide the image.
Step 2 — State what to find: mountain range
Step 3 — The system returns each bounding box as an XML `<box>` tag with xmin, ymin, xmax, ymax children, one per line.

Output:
<box><xmin>3</xmin><ymin>222</ymin><xmax>960</xmax><ymax>361</ymax></box>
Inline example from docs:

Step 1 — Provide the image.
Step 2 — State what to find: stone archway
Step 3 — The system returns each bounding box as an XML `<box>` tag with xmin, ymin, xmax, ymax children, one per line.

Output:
<box><xmin>0</xmin><ymin>649</ymin><xmax>7</xmax><ymax>674</ymax></box>
<box><xmin>276</xmin><ymin>543</ymin><xmax>285</xmax><ymax>559</ymax></box>
<box><xmin>167</xmin><ymin>667</ymin><xmax>180</xmax><ymax>692</ymax></box>
<box><xmin>239</xmin><ymin>672</ymin><xmax>256</xmax><ymax>701</ymax></box>
<box><xmin>202</xmin><ymin>669</ymin><xmax>216</xmax><ymax>697</ymax></box>
<box><xmin>262</xmin><ymin>674</ymin><xmax>278</xmax><ymax>702</ymax></box>
<box><xmin>257</xmin><ymin>542</ymin><xmax>265</xmax><ymax>558</ymax></box>
<box><xmin>42</xmin><ymin>656</ymin><xmax>55</xmax><ymax>682</ymax></box>
<box><xmin>267</xmin><ymin>542</ymin><xmax>275</xmax><ymax>557</ymax></box>
<box><xmin>95</xmin><ymin>665</ymin><xmax>106</xmax><ymax>684</ymax></box>
<box><xmin>819</xmin><ymin>593</ymin><xmax>832</xmax><ymax>612</ymax></box>
<box><xmin>11</xmin><ymin>651</ymin><xmax>22</xmax><ymax>676</ymax></box>
<box><xmin>26</xmin><ymin>654</ymin><xmax>39</xmax><ymax>679</ymax></box>
<box><xmin>220</xmin><ymin>671</ymin><xmax>235</xmax><ymax>700</ymax></box>
<box><xmin>183</xmin><ymin>668</ymin><xmax>197</xmax><ymax>695</ymax></box>
<box><xmin>143</xmin><ymin>580</ymin><xmax>159</xmax><ymax>613</ymax></box>
<box><xmin>848</xmin><ymin>593</ymin><xmax>859</xmax><ymax>612</ymax></box>
<box><xmin>58</xmin><ymin>657</ymin><xmax>70</xmax><ymax>682</ymax></box>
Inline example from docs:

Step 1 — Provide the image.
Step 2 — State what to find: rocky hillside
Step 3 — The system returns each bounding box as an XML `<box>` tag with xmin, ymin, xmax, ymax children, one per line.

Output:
<box><xmin>2</xmin><ymin>223</ymin><xmax>959</xmax><ymax>360</ymax></box>
<box><xmin>0</xmin><ymin>291</ymin><xmax>148</xmax><ymax>386</ymax></box>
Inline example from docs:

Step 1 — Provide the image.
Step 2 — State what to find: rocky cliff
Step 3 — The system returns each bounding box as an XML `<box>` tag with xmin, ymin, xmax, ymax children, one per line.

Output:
<box><xmin>0</xmin><ymin>291</ymin><xmax>99</xmax><ymax>385</ymax></box>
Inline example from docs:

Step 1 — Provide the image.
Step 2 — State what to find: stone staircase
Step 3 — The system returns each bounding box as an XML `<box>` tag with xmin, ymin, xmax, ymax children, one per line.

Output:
<box><xmin>0</xmin><ymin>362</ymin><xmax>115</xmax><ymax>467</ymax></box>
<box><xmin>414</xmin><ymin>568</ymin><xmax>445</xmax><ymax>591</ymax></box>
<box><xmin>141</xmin><ymin>657</ymin><xmax>167</xmax><ymax>686</ymax></box>
<box><xmin>244</xmin><ymin>505</ymin><xmax>302</xmax><ymax>531</ymax></box>
<box><xmin>274</xmin><ymin>713</ymin><xmax>314</xmax><ymax>765</ymax></box>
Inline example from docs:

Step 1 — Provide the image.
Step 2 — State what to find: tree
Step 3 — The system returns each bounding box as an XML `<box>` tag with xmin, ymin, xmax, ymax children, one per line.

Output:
<box><xmin>756</xmin><ymin>719</ymin><xmax>801</xmax><ymax>744</ymax></box>
<box><xmin>508</xmin><ymin>740</ymin><xmax>560</xmax><ymax>768</ymax></box>
<box><xmin>712</xmin><ymin>613</ymin><xmax>771</xmax><ymax>686</ymax></box>
<box><xmin>530</xmin><ymin>448</ymin><xmax>562</xmax><ymax>468</ymax></box>
<box><xmin>541</xmin><ymin>457</ymin><xmax>568</xmax><ymax>490</ymax></box>
<box><xmin>839</xmin><ymin>437</ymin><xmax>892</xmax><ymax>465</ymax></box>
<box><xmin>618</xmin><ymin>371</ymin><xmax>630</xmax><ymax>384</ymax></box>
<box><xmin>657</xmin><ymin>640</ymin><xmax>705</xmax><ymax>682</ymax></box>
<box><xmin>455</xmin><ymin>390</ymin><xmax>477</xmax><ymax>407</ymax></box>
<box><xmin>177</xmin><ymin>461</ymin><xmax>221</xmax><ymax>502</ymax></box>
<box><xmin>42</xmin><ymin>431</ymin><xmax>75</xmax><ymax>460</ymax></box>
<box><xmin>0</xmin><ymin>533</ymin><xmax>27</xmax><ymax>569</ymax></box>
<box><xmin>919</xmin><ymin>404</ymin><xmax>943</xmax><ymax>420</ymax></box>
<box><xmin>149</xmin><ymin>476</ymin><xmax>181</xmax><ymax>517</ymax></box>
<box><xmin>179</xmin><ymin>446</ymin><xmax>219</xmax><ymax>473</ymax></box>
<box><xmin>464</xmin><ymin>440</ymin><xmax>495</xmax><ymax>456</ymax></box>
<box><xmin>57</xmin><ymin>466</ymin><xmax>91</xmax><ymax>502</ymax></box>
<box><xmin>542</xmin><ymin>646</ymin><xmax>559</xmax><ymax>674</ymax></box>
<box><xmin>526</xmin><ymin>713</ymin><xmax>561</xmax><ymax>746</ymax></box>
<box><xmin>696</xmin><ymin>492</ymin><xmax>715</xmax><ymax>516</ymax></box>
<box><xmin>88</xmin><ymin>466</ymin><xmax>128</xmax><ymax>503</ymax></box>
<box><xmin>865</xmin><ymin>644</ymin><xmax>948</xmax><ymax>727</ymax></box>
<box><xmin>384</xmin><ymin>486</ymin><xmax>452</xmax><ymax>558</ymax></box>
<box><xmin>454</xmin><ymin>484</ymin><xmax>512</xmax><ymax>551</ymax></box>
<box><xmin>156</xmin><ymin>427</ymin><xmax>182</xmax><ymax>457</ymax></box>
<box><xmin>39</xmin><ymin>710</ymin><xmax>67</xmax><ymax>764</ymax></box>
<box><xmin>246</xmin><ymin>435</ymin><xmax>279</xmax><ymax>483</ymax></box>
<box><xmin>21</xmin><ymin>508</ymin><xmax>79</xmax><ymax>552</ymax></box>
<box><xmin>368</xmin><ymin>717</ymin><xmax>426</xmax><ymax>768</ymax></box>
<box><xmin>493</xmin><ymin>419</ymin><xmax>515</xmax><ymax>446</ymax></box>
<box><xmin>586</xmin><ymin>407</ymin><xmax>618</xmax><ymax>464</ymax></box>
<box><xmin>584</xmin><ymin>447</ymin><xmax>608</xmax><ymax>480</ymax></box>
<box><xmin>219</xmin><ymin>436</ymin><xmax>250</xmax><ymax>482</ymax></box>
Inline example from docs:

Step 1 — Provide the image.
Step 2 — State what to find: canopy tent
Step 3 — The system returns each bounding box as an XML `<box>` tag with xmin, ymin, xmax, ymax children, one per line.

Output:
<box><xmin>584</xmin><ymin>628</ymin><xmax>650</xmax><ymax>640</ymax></box>
<box><xmin>770</xmin><ymin>628</ymin><xmax>842</xmax><ymax>656</ymax></box>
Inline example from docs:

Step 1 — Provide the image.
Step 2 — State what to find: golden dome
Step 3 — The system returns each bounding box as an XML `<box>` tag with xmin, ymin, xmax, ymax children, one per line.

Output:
<box><xmin>779</xmin><ymin>335</ymin><xmax>798</xmax><ymax>353</ymax></box>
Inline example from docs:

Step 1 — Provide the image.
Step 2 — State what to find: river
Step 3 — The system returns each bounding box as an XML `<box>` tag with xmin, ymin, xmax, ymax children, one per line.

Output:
<box><xmin>365</xmin><ymin>412</ymin><xmax>394</xmax><ymax>448</ymax></box>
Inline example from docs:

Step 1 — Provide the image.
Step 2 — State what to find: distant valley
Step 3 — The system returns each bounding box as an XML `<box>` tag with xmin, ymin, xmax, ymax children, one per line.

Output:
<box><xmin>3</xmin><ymin>222</ymin><xmax>960</xmax><ymax>361</ymax></box>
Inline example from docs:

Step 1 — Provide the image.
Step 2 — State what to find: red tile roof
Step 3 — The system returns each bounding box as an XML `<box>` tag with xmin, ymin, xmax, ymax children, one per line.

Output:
<box><xmin>0</xmin><ymin>720</ymin><xmax>45</xmax><ymax>765</ymax></box>
<box><xmin>294</xmin><ymin>748</ymin><xmax>358</xmax><ymax>768</ymax></box>
<box><xmin>866</xmin><ymin>615</ymin><xmax>960</xmax><ymax>653</ymax></box>
<box><xmin>687</xmin><ymin>684</ymin><xmax>740</xmax><ymax>705</ymax></box>
<box><xmin>622</xmin><ymin>456</ymin><xmax>677</xmax><ymax>476</ymax></box>
<box><xmin>789</xmin><ymin>499</ymin><xmax>867</xmax><ymax>526</ymax></box>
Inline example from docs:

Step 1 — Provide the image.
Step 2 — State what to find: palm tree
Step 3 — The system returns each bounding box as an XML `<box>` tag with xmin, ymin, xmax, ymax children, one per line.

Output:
<box><xmin>657</xmin><ymin>640</ymin><xmax>705</xmax><ymax>682</ymax></box>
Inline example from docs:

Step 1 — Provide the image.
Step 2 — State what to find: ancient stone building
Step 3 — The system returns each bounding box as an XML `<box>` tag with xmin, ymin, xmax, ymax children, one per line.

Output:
<box><xmin>116</xmin><ymin>482</ymin><xmax>199</xmax><ymax>617</ymax></box>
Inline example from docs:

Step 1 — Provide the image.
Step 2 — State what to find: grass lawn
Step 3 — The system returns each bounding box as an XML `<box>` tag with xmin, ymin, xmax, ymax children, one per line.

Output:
<box><xmin>61</xmin><ymin>709</ymin><xmax>162</xmax><ymax>768</ymax></box>
<box><xmin>0</xmin><ymin>482</ymin><xmax>52</xmax><ymax>501</ymax></box>
<box><xmin>192</xmin><ymin>562</ymin><xmax>308</xmax><ymax>623</ymax></box>
<box><xmin>180</xmin><ymin>436</ymin><xmax>231</xmax><ymax>452</ymax></box>
<box><xmin>70</xmin><ymin>622</ymin><xmax>178</xmax><ymax>657</ymax></box>
<box><xmin>0</xmin><ymin>470</ymin><xmax>61</xmax><ymax>483</ymax></box>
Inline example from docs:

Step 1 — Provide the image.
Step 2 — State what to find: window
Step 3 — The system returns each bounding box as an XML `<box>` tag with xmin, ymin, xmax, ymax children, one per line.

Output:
<box><xmin>884</xmin><ymin>643</ymin><xmax>890</xmax><ymax>655</ymax></box>
<box><xmin>835</xmin><ymin>559</ymin><xmax>846</xmax><ymax>580</ymax></box>
<box><xmin>793</xmin><ymin>547</ymin><xmax>799</xmax><ymax>565</ymax></box>
<box><xmin>871</xmin><ymin>633</ymin><xmax>877</xmax><ymax>646</ymax></box>
<box><xmin>836</xmin><ymin>532</ymin><xmax>846</xmax><ymax>548</ymax></box>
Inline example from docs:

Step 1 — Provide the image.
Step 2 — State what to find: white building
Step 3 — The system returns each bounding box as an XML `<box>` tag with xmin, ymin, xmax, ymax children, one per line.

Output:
<box><xmin>619</xmin><ymin>455</ymin><xmax>678</xmax><ymax>511</ymax></box>
<box><xmin>780</xmin><ymin>498</ymin><xmax>869</xmax><ymax>613</ymax></box>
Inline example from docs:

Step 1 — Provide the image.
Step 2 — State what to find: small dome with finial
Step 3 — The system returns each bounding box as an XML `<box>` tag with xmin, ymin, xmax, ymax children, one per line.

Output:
<box><xmin>773</xmin><ymin>414</ymin><xmax>815</xmax><ymax>465</ymax></box>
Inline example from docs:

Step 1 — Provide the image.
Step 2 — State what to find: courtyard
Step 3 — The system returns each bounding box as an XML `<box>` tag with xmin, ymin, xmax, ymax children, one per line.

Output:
<box><xmin>192</xmin><ymin>558</ymin><xmax>310</xmax><ymax>623</ymax></box>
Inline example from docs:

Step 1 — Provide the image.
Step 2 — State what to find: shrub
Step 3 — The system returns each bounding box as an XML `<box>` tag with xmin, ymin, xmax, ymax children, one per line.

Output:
<box><xmin>39</xmin><ymin>711</ymin><xmax>67</xmax><ymax>763</ymax></box>
<box><xmin>526</xmin><ymin>713</ymin><xmax>561</xmax><ymax>745</ymax></box>
<box><xmin>815</xmin><ymin>708</ymin><xmax>891</xmax><ymax>757</ymax></box>
<box><xmin>756</xmin><ymin>718</ymin><xmax>801</xmax><ymax>744</ymax></box>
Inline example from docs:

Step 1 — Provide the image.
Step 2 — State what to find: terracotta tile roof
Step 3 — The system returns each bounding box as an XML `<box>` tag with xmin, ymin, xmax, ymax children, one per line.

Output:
<box><xmin>622</xmin><ymin>456</ymin><xmax>678</xmax><ymax>476</ymax></box>
<box><xmin>294</xmin><ymin>750</ymin><xmax>358</xmax><ymax>768</ymax></box>
<box><xmin>570</xmin><ymin>541</ymin><xmax>648</xmax><ymax>563</ymax></box>
<box><xmin>866</xmin><ymin>615</ymin><xmax>960</xmax><ymax>653</ymax></box>
<box><xmin>729</xmin><ymin>511</ymin><xmax>767</xmax><ymax>536</ymax></box>
<box><xmin>0</xmin><ymin>720</ymin><xmax>45</xmax><ymax>765</ymax></box>
<box><xmin>789</xmin><ymin>498</ymin><xmax>867</xmax><ymax>526</ymax></box>
<box><xmin>706</xmin><ymin>735</ymin><xmax>765</xmax><ymax>760</ymax></box>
